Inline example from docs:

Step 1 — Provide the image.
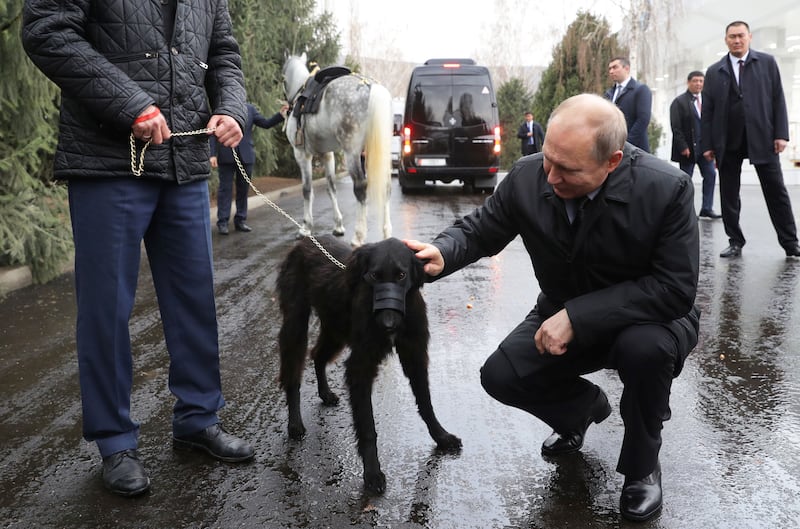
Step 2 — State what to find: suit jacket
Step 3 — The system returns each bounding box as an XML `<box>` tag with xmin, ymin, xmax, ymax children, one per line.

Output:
<box><xmin>429</xmin><ymin>145</ymin><xmax>700</xmax><ymax>377</ymax></box>
<box><xmin>700</xmin><ymin>49</ymin><xmax>789</xmax><ymax>166</ymax></box>
<box><xmin>670</xmin><ymin>91</ymin><xmax>702</xmax><ymax>162</ymax></box>
<box><xmin>211</xmin><ymin>103</ymin><xmax>284</xmax><ymax>165</ymax></box>
<box><xmin>517</xmin><ymin>120</ymin><xmax>545</xmax><ymax>155</ymax></box>
<box><xmin>604</xmin><ymin>79</ymin><xmax>652</xmax><ymax>152</ymax></box>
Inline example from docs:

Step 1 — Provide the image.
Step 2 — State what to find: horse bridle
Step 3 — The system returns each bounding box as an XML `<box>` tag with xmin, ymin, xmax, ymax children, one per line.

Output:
<box><xmin>283</xmin><ymin>61</ymin><xmax>320</xmax><ymax>115</ymax></box>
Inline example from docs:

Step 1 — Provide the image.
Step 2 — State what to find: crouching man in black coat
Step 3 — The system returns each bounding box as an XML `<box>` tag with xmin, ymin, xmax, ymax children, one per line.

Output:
<box><xmin>406</xmin><ymin>94</ymin><xmax>700</xmax><ymax>522</ymax></box>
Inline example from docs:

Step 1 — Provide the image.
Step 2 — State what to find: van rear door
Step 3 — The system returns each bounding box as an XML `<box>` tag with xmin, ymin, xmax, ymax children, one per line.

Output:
<box><xmin>406</xmin><ymin>73</ymin><xmax>495</xmax><ymax>168</ymax></box>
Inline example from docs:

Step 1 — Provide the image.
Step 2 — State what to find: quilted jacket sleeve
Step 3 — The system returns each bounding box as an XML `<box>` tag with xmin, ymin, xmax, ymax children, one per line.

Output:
<box><xmin>205</xmin><ymin>0</ymin><xmax>246</xmax><ymax>129</ymax></box>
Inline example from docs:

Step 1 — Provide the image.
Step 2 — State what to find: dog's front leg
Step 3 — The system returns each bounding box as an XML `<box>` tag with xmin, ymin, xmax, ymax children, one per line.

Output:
<box><xmin>284</xmin><ymin>383</ymin><xmax>306</xmax><ymax>440</ymax></box>
<box><xmin>397</xmin><ymin>345</ymin><xmax>463</xmax><ymax>451</ymax></box>
<box><xmin>313</xmin><ymin>356</ymin><xmax>340</xmax><ymax>406</ymax></box>
<box><xmin>344</xmin><ymin>358</ymin><xmax>385</xmax><ymax>494</ymax></box>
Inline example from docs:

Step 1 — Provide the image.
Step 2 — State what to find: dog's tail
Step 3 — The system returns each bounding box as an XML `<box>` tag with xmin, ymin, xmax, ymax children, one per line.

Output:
<box><xmin>364</xmin><ymin>82</ymin><xmax>393</xmax><ymax>239</ymax></box>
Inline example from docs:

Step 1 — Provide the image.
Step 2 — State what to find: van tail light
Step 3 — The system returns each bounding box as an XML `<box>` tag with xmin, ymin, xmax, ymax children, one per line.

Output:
<box><xmin>403</xmin><ymin>126</ymin><xmax>412</xmax><ymax>154</ymax></box>
<box><xmin>493</xmin><ymin>126</ymin><xmax>501</xmax><ymax>154</ymax></box>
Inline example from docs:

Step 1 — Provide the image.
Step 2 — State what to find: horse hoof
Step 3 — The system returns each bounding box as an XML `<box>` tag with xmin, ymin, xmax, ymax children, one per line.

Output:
<box><xmin>332</xmin><ymin>229</ymin><xmax>345</xmax><ymax>237</ymax></box>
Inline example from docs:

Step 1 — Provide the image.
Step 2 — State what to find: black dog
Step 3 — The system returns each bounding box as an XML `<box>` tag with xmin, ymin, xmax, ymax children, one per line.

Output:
<box><xmin>276</xmin><ymin>235</ymin><xmax>462</xmax><ymax>494</ymax></box>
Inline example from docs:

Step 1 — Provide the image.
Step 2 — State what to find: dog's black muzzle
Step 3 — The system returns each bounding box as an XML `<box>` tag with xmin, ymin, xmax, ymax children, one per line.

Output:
<box><xmin>372</xmin><ymin>282</ymin><xmax>407</xmax><ymax>313</ymax></box>
<box><xmin>365</xmin><ymin>277</ymin><xmax>410</xmax><ymax>332</ymax></box>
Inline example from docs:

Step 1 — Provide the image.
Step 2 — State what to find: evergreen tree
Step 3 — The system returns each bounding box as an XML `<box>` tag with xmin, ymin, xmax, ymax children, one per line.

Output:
<box><xmin>532</xmin><ymin>11</ymin><xmax>625</xmax><ymax>130</ymax></box>
<box><xmin>1</xmin><ymin>2</ymin><xmax>72</xmax><ymax>284</ymax></box>
<box><xmin>496</xmin><ymin>77</ymin><xmax>533</xmax><ymax>170</ymax></box>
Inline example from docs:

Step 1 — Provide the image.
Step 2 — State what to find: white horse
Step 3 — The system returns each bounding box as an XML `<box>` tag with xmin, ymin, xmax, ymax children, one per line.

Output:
<box><xmin>282</xmin><ymin>52</ymin><xmax>392</xmax><ymax>246</ymax></box>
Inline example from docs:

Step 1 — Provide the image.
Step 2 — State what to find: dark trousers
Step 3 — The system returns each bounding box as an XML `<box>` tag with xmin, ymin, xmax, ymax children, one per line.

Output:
<box><xmin>217</xmin><ymin>162</ymin><xmax>254</xmax><ymax>226</ymax></box>
<box><xmin>480</xmin><ymin>311</ymin><xmax>692</xmax><ymax>479</ymax></box>
<box><xmin>679</xmin><ymin>156</ymin><xmax>717</xmax><ymax>212</ymax></box>
<box><xmin>718</xmin><ymin>151</ymin><xmax>798</xmax><ymax>248</ymax></box>
<box><xmin>69</xmin><ymin>178</ymin><xmax>225</xmax><ymax>457</ymax></box>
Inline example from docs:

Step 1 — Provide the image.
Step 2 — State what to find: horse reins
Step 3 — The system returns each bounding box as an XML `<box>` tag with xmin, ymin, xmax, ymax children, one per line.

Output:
<box><xmin>129</xmin><ymin>129</ymin><xmax>347</xmax><ymax>270</ymax></box>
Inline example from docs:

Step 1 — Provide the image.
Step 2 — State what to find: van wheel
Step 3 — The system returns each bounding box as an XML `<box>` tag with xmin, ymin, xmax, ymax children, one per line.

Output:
<box><xmin>399</xmin><ymin>171</ymin><xmax>409</xmax><ymax>194</ymax></box>
<box><xmin>463</xmin><ymin>181</ymin><xmax>475</xmax><ymax>194</ymax></box>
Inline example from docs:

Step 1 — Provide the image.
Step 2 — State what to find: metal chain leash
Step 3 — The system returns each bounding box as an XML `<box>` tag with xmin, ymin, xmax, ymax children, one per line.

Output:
<box><xmin>129</xmin><ymin>129</ymin><xmax>346</xmax><ymax>269</ymax></box>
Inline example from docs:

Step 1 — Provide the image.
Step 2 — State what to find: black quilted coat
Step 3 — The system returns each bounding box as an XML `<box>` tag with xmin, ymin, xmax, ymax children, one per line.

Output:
<box><xmin>21</xmin><ymin>0</ymin><xmax>246</xmax><ymax>184</ymax></box>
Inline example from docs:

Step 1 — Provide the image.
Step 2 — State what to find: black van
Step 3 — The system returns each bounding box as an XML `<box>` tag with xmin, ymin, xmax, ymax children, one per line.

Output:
<box><xmin>399</xmin><ymin>58</ymin><xmax>500</xmax><ymax>193</ymax></box>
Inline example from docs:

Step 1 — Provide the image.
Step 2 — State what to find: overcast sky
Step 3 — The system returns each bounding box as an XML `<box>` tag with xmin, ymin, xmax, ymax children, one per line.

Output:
<box><xmin>317</xmin><ymin>0</ymin><xmax>625</xmax><ymax>66</ymax></box>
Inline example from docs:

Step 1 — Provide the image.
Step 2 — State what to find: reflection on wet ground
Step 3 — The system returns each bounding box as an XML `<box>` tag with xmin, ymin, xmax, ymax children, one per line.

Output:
<box><xmin>2</xmin><ymin>178</ymin><xmax>800</xmax><ymax>528</ymax></box>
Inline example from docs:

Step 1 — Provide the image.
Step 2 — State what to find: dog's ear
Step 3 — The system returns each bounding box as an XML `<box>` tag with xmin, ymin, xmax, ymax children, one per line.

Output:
<box><xmin>408</xmin><ymin>247</ymin><xmax>426</xmax><ymax>288</ymax></box>
<box><xmin>347</xmin><ymin>243</ymin><xmax>373</xmax><ymax>290</ymax></box>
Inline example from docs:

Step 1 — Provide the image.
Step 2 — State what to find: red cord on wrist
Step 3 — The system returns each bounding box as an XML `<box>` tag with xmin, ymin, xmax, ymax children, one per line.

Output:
<box><xmin>133</xmin><ymin>108</ymin><xmax>160</xmax><ymax>124</ymax></box>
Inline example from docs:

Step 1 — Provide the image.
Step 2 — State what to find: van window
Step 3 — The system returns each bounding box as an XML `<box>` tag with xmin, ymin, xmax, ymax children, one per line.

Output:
<box><xmin>392</xmin><ymin>113</ymin><xmax>403</xmax><ymax>136</ymax></box>
<box><xmin>409</xmin><ymin>78</ymin><xmax>493</xmax><ymax>132</ymax></box>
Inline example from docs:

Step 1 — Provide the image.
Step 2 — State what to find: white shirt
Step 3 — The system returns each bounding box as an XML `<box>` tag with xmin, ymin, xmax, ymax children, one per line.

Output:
<box><xmin>612</xmin><ymin>77</ymin><xmax>631</xmax><ymax>102</ymax></box>
<box><xmin>728</xmin><ymin>51</ymin><xmax>749</xmax><ymax>85</ymax></box>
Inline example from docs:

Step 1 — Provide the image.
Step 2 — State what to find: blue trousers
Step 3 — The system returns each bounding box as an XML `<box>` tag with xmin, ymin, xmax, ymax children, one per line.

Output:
<box><xmin>216</xmin><ymin>162</ymin><xmax>253</xmax><ymax>226</ymax></box>
<box><xmin>68</xmin><ymin>178</ymin><xmax>225</xmax><ymax>457</ymax></box>
<box><xmin>679</xmin><ymin>156</ymin><xmax>717</xmax><ymax>212</ymax></box>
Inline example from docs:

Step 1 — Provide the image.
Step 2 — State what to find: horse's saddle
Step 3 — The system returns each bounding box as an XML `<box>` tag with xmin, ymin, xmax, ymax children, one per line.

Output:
<box><xmin>291</xmin><ymin>65</ymin><xmax>352</xmax><ymax>118</ymax></box>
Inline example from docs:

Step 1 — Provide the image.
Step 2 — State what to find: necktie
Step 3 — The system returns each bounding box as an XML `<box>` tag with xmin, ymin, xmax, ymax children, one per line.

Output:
<box><xmin>612</xmin><ymin>84</ymin><xmax>621</xmax><ymax>102</ymax></box>
<box><xmin>693</xmin><ymin>95</ymin><xmax>701</xmax><ymax>116</ymax></box>
<box><xmin>566</xmin><ymin>197</ymin><xmax>589</xmax><ymax>225</ymax></box>
<box><xmin>737</xmin><ymin>59</ymin><xmax>744</xmax><ymax>87</ymax></box>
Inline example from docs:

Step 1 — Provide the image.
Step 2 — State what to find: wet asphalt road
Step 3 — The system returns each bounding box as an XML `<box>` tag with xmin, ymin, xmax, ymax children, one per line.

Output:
<box><xmin>2</xmin><ymin>173</ymin><xmax>800</xmax><ymax>529</ymax></box>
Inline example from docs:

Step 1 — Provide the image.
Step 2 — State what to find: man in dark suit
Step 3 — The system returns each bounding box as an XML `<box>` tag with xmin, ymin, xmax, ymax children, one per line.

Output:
<box><xmin>670</xmin><ymin>71</ymin><xmax>721</xmax><ymax>219</ymax></box>
<box><xmin>210</xmin><ymin>102</ymin><xmax>287</xmax><ymax>234</ymax></box>
<box><xmin>605</xmin><ymin>57</ymin><xmax>652</xmax><ymax>152</ymax></box>
<box><xmin>517</xmin><ymin>111</ymin><xmax>545</xmax><ymax>156</ymax></box>
<box><xmin>701</xmin><ymin>20</ymin><xmax>800</xmax><ymax>258</ymax></box>
<box><xmin>406</xmin><ymin>94</ymin><xmax>699</xmax><ymax>522</ymax></box>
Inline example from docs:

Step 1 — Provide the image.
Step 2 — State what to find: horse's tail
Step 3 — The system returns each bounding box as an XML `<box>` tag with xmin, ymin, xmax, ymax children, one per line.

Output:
<box><xmin>364</xmin><ymin>83</ymin><xmax>392</xmax><ymax>216</ymax></box>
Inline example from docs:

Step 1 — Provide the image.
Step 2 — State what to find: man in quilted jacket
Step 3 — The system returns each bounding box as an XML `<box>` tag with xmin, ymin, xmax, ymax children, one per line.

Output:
<box><xmin>22</xmin><ymin>0</ymin><xmax>254</xmax><ymax>496</ymax></box>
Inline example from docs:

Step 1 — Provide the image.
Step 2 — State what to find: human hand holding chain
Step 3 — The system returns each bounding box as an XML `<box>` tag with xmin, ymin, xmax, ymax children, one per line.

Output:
<box><xmin>131</xmin><ymin>106</ymin><xmax>171</xmax><ymax>144</ymax></box>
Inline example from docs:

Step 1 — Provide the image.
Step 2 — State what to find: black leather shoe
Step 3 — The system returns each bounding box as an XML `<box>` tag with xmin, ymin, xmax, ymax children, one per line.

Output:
<box><xmin>234</xmin><ymin>222</ymin><xmax>252</xmax><ymax>233</ymax></box>
<box><xmin>784</xmin><ymin>243</ymin><xmax>800</xmax><ymax>257</ymax></box>
<box><xmin>102</xmin><ymin>449</ymin><xmax>150</xmax><ymax>497</ymax></box>
<box><xmin>173</xmin><ymin>423</ymin><xmax>254</xmax><ymax>462</ymax></box>
<box><xmin>541</xmin><ymin>388</ymin><xmax>612</xmax><ymax>456</ymax></box>
<box><xmin>620</xmin><ymin>461</ymin><xmax>663</xmax><ymax>522</ymax></box>
<box><xmin>719</xmin><ymin>244</ymin><xmax>742</xmax><ymax>258</ymax></box>
<box><xmin>218</xmin><ymin>223</ymin><xmax>229</xmax><ymax>235</ymax></box>
<box><xmin>698</xmin><ymin>209</ymin><xmax>722</xmax><ymax>219</ymax></box>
